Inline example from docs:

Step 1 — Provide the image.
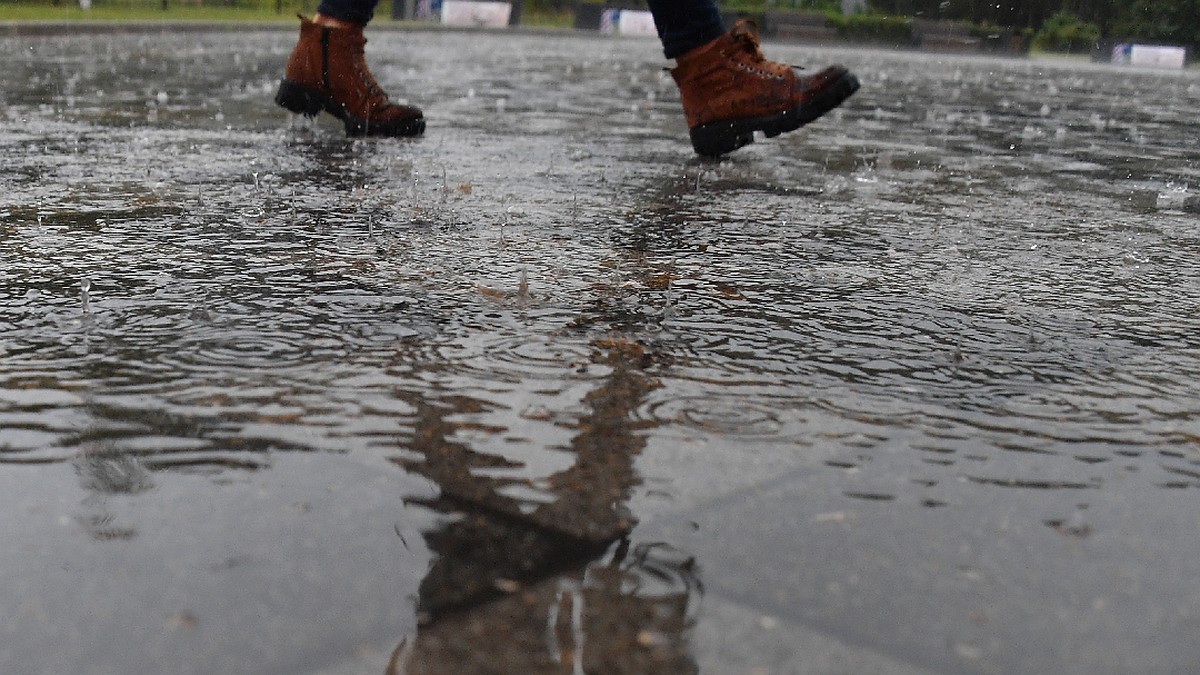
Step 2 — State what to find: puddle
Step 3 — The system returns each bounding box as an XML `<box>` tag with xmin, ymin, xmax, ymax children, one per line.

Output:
<box><xmin>2</xmin><ymin>28</ymin><xmax>1200</xmax><ymax>674</ymax></box>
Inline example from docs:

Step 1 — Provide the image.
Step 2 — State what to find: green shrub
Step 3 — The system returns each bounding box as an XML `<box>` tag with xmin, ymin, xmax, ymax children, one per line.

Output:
<box><xmin>1032</xmin><ymin>11</ymin><xmax>1100</xmax><ymax>53</ymax></box>
<box><xmin>826</xmin><ymin>12</ymin><xmax>913</xmax><ymax>45</ymax></box>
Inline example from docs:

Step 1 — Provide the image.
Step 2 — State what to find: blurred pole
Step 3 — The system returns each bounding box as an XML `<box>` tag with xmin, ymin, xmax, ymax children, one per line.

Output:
<box><xmin>392</xmin><ymin>0</ymin><xmax>416</xmax><ymax>20</ymax></box>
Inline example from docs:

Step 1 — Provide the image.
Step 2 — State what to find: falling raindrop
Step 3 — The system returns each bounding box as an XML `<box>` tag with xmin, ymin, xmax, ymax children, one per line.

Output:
<box><xmin>500</xmin><ymin>207</ymin><xmax>513</xmax><ymax>246</ymax></box>
<box><xmin>546</xmin><ymin>580</ymin><xmax>586</xmax><ymax>675</ymax></box>
<box><xmin>80</xmin><ymin>277</ymin><xmax>91</xmax><ymax>314</ymax></box>
<box><xmin>569</xmin><ymin>584</ymin><xmax>585</xmax><ymax>675</ymax></box>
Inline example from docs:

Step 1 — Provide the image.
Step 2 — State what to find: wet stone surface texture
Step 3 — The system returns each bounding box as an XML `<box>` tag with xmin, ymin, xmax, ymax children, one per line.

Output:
<box><xmin>2</xmin><ymin>27</ymin><xmax>1200</xmax><ymax>675</ymax></box>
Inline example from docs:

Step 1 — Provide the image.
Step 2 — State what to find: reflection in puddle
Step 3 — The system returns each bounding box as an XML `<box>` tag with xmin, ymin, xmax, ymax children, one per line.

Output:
<box><xmin>398</xmin><ymin>538</ymin><xmax>701</xmax><ymax>675</ymax></box>
<box><xmin>391</xmin><ymin>334</ymin><xmax>700</xmax><ymax>673</ymax></box>
<box><xmin>76</xmin><ymin>450</ymin><xmax>154</xmax><ymax>495</ymax></box>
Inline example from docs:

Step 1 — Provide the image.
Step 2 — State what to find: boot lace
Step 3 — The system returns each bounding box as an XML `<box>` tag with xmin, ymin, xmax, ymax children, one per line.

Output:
<box><xmin>729</xmin><ymin>19</ymin><xmax>798</xmax><ymax>77</ymax></box>
<box><xmin>729</xmin><ymin>19</ymin><xmax>767</xmax><ymax>62</ymax></box>
<box><xmin>351</xmin><ymin>36</ymin><xmax>390</xmax><ymax>106</ymax></box>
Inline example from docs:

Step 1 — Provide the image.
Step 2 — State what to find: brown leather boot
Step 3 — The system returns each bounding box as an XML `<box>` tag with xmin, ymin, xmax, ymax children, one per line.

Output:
<box><xmin>670</xmin><ymin>20</ymin><xmax>859</xmax><ymax>157</ymax></box>
<box><xmin>275</xmin><ymin>16</ymin><xmax>425</xmax><ymax>137</ymax></box>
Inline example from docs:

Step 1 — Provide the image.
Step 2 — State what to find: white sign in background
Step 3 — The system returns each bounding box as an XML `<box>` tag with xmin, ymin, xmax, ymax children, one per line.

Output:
<box><xmin>600</xmin><ymin>9</ymin><xmax>658</xmax><ymax>37</ymax></box>
<box><xmin>441</xmin><ymin>0</ymin><xmax>512</xmax><ymax>28</ymax></box>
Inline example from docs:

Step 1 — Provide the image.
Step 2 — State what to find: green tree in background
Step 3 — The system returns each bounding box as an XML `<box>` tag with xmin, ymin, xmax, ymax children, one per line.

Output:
<box><xmin>861</xmin><ymin>0</ymin><xmax>1199</xmax><ymax>50</ymax></box>
<box><xmin>1112</xmin><ymin>0</ymin><xmax>1200</xmax><ymax>48</ymax></box>
<box><xmin>1032</xmin><ymin>10</ymin><xmax>1100</xmax><ymax>52</ymax></box>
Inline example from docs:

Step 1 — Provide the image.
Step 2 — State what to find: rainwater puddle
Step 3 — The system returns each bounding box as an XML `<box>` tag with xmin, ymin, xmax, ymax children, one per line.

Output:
<box><xmin>2</xmin><ymin>28</ymin><xmax>1200</xmax><ymax>675</ymax></box>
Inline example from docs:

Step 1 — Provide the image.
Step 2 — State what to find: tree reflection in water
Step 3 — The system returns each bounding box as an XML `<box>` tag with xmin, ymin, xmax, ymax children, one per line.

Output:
<box><xmin>392</xmin><ymin>337</ymin><xmax>702</xmax><ymax>674</ymax></box>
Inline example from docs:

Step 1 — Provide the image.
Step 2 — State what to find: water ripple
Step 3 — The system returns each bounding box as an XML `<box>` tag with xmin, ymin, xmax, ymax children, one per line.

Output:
<box><xmin>2</xmin><ymin>31</ymin><xmax>1200</xmax><ymax>560</ymax></box>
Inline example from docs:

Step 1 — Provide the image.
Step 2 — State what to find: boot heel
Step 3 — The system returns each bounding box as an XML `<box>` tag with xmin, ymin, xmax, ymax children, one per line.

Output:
<box><xmin>690</xmin><ymin>122</ymin><xmax>754</xmax><ymax>158</ymax></box>
<box><xmin>274</xmin><ymin>79</ymin><xmax>323</xmax><ymax>117</ymax></box>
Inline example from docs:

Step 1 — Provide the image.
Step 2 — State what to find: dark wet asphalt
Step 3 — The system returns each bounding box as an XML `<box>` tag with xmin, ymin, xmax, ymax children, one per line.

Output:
<box><xmin>2</xmin><ymin>24</ymin><xmax>1200</xmax><ymax>675</ymax></box>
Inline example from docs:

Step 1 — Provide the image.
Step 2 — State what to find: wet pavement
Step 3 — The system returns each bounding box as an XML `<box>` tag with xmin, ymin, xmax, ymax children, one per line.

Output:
<box><xmin>2</xmin><ymin>25</ymin><xmax>1200</xmax><ymax>675</ymax></box>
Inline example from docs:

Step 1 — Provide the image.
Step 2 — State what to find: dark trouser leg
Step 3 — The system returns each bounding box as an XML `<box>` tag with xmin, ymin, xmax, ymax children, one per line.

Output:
<box><xmin>315</xmin><ymin>0</ymin><xmax>380</xmax><ymax>26</ymax></box>
<box><xmin>644</xmin><ymin>0</ymin><xmax>725</xmax><ymax>59</ymax></box>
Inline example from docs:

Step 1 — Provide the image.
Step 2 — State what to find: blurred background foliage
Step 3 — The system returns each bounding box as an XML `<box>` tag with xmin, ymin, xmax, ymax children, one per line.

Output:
<box><xmin>0</xmin><ymin>0</ymin><xmax>1196</xmax><ymax>53</ymax></box>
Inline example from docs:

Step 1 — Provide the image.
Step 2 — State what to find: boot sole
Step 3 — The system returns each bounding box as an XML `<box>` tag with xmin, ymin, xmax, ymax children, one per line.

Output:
<box><xmin>689</xmin><ymin>69</ymin><xmax>860</xmax><ymax>157</ymax></box>
<box><xmin>275</xmin><ymin>78</ymin><xmax>426</xmax><ymax>138</ymax></box>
